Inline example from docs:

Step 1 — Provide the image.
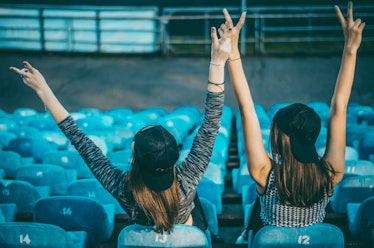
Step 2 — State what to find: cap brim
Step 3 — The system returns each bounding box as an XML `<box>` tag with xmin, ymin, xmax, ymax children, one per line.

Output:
<box><xmin>290</xmin><ymin>137</ymin><xmax>320</xmax><ymax>163</ymax></box>
<box><xmin>142</xmin><ymin>169</ymin><xmax>174</xmax><ymax>191</ymax></box>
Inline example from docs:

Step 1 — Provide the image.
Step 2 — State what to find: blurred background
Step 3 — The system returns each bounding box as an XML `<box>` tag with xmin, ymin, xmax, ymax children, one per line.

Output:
<box><xmin>0</xmin><ymin>1</ymin><xmax>373</xmax><ymax>113</ymax></box>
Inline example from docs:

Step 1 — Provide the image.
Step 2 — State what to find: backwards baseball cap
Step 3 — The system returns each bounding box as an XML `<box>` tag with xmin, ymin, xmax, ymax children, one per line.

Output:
<box><xmin>274</xmin><ymin>103</ymin><xmax>321</xmax><ymax>163</ymax></box>
<box><xmin>133</xmin><ymin>125</ymin><xmax>179</xmax><ymax>191</ymax></box>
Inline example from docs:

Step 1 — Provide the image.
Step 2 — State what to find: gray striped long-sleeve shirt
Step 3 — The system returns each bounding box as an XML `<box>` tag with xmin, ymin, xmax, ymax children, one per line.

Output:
<box><xmin>58</xmin><ymin>90</ymin><xmax>224</xmax><ymax>225</ymax></box>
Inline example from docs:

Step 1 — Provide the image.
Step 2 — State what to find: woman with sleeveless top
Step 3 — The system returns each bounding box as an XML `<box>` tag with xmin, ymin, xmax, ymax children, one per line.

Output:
<box><xmin>220</xmin><ymin>2</ymin><xmax>365</xmax><ymax>241</ymax></box>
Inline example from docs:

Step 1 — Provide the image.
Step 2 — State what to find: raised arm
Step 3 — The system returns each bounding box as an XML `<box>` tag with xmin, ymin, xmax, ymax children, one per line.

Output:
<box><xmin>9</xmin><ymin>62</ymin><xmax>69</xmax><ymax>123</ymax></box>
<box><xmin>324</xmin><ymin>2</ymin><xmax>365</xmax><ymax>186</ymax></box>
<box><xmin>177</xmin><ymin>23</ymin><xmax>230</xmax><ymax>189</ymax></box>
<box><xmin>9</xmin><ymin>62</ymin><xmax>126</xmax><ymax>197</ymax></box>
<box><xmin>223</xmin><ymin>9</ymin><xmax>271</xmax><ymax>189</ymax></box>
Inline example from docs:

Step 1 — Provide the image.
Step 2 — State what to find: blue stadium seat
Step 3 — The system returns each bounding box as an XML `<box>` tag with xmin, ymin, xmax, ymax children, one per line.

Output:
<box><xmin>0</xmin><ymin>203</ymin><xmax>17</xmax><ymax>222</ymax></box>
<box><xmin>0</xmin><ymin>130</ymin><xmax>16</xmax><ymax>149</ymax></box>
<box><xmin>212</xmin><ymin>133</ymin><xmax>230</xmax><ymax>163</ymax></box>
<box><xmin>203</xmin><ymin>162</ymin><xmax>225</xmax><ymax>194</ymax></box>
<box><xmin>34</xmin><ymin>196</ymin><xmax>115</xmax><ymax>244</ymax></box>
<box><xmin>134</xmin><ymin>107</ymin><xmax>167</xmax><ymax>125</ymax></box>
<box><xmin>232</xmin><ymin>164</ymin><xmax>254</xmax><ymax>194</ymax></box>
<box><xmin>107</xmin><ymin>149</ymin><xmax>133</xmax><ymax>165</ymax></box>
<box><xmin>330</xmin><ymin>175</ymin><xmax>374</xmax><ymax>213</ymax></box>
<box><xmin>27</xmin><ymin>113</ymin><xmax>59</xmax><ymax>131</ymax></box>
<box><xmin>199</xmin><ymin>197</ymin><xmax>218</xmax><ymax>237</ymax></box>
<box><xmin>0</xmin><ymin>117</ymin><xmax>18</xmax><ymax>131</ymax></box>
<box><xmin>346</xmin><ymin>124</ymin><xmax>374</xmax><ymax>150</ymax></box>
<box><xmin>0</xmin><ymin>222</ymin><xmax>87</xmax><ymax>248</ymax></box>
<box><xmin>12</xmin><ymin>107</ymin><xmax>38</xmax><ymax>127</ymax></box>
<box><xmin>9</xmin><ymin>126</ymin><xmax>41</xmax><ymax>138</ymax></box>
<box><xmin>345</xmin><ymin>159</ymin><xmax>374</xmax><ymax>177</ymax></box>
<box><xmin>77</xmin><ymin>107</ymin><xmax>103</xmax><ymax>117</ymax></box>
<box><xmin>248</xmin><ymin>223</ymin><xmax>344</xmax><ymax>248</ymax></box>
<box><xmin>357</xmin><ymin>133</ymin><xmax>374</xmax><ymax>160</ymax></box>
<box><xmin>67</xmin><ymin>178</ymin><xmax>126</xmax><ymax>214</ymax></box>
<box><xmin>0</xmin><ymin>179</ymin><xmax>50</xmax><ymax>213</ymax></box>
<box><xmin>117</xmin><ymin>224</ymin><xmax>210</xmax><ymax>248</ymax></box>
<box><xmin>0</xmin><ymin>169</ymin><xmax>4</xmax><ymax>179</ymax></box>
<box><xmin>15</xmin><ymin>163</ymin><xmax>77</xmax><ymax>195</ymax></box>
<box><xmin>41</xmin><ymin>130</ymin><xmax>69</xmax><ymax>150</ymax></box>
<box><xmin>347</xmin><ymin>196</ymin><xmax>374</xmax><ymax>246</ymax></box>
<box><xmin>8</xmin><ymin>136</ymin><xmax>58</xmax><ymax>163</ymax></box>
<box><xmin>171</xmin><ymin>105</ymin><xmax>201</xmax><ymax>128</ymax></box>
<box><xmin>197</xmin><ymin>178</ymin><xmax>222</xmax><ymax>214</ymax></box>
<box><xmin>75</xmin><ymin>115</ymin><xmax>114</xmax><ymax>131</ymax></box>
<box><xmin>42</xmin><ymin>150</ymin><xmax>94</xmax><ymax>179</ymax></box>
<box><xmin>241</xmin><ymin>181</ymin><xmax>257</xmax><ymax>211</ymax></box>
<box><xmin>0</xmin><ymin>150</ymin><xmax>34</xmax><ymax>178</ymax></box>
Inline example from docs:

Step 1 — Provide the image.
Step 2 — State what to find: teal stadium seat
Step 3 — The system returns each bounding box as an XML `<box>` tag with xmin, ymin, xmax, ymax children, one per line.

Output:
<box><xmin>0</xmin><ymin>179</ymin><xmax>50</xmax><ymax>213</ymax></box>
<box><xmin>330</xmin><ymin>175</ymin><xmax>374</xmax><ymax>213</ymax></box>
<box><xmin>345</xmin><ymin>159</ymin><xmax>374</xmax><ymax>177</ymax></box>
<box><xmin>107</xmin><ymin>149</ymin><xmax>133</xmax><ymax>165</ymax></box>
<box><xmin>199</xmin><ymin>197</ymin><xmax>218</xmax><ymax>237</ymax></box>
<box><xmin>34</xmin><ymin>196</ymin><xmax>115</xmax><ymax>244</ymax></box>
<box><xmin>197</xmin><ymin>178</ymin><xmax>222</xmax><ymax>214</ymax></box>
<box><xmin>0</xmin><ymin>222</ymin><xmax>87</xmax><ymax>248</ymax></box>
<box><xmin>346</xmin><ymin>196</ymin><xmax>374</xmax><ymax>246</ymax></box>
<box><xmin>15</xmin><ymin>163</ymin><xmax>77</xmax><ymax>195</ymax></box>
<box><xmin>357</xmin><ymin>133</ymin><xmax>374</xmax><ymax>160</ymax></box>
<box><xmin>0</xmin><ymin>150</ymin><xmax>34</xmax><ymax>178</ymax></box>
<box><xmin>0</xmin><ymin>203</ymin><xmax>17</xmax><ymax>222</ymax></box>
<box><xmin>248</xmin><ymin>223</ymin><xmax>344</xmax><ymax>248</ymax></box>
<box><xmin>117</xmin><ymin>224</ymin><xmax>211</xmax><ymax>248</ymax></box>
<box><xmin>43</xmin><ymin>150</ymin><xmax>94</xmax><ymax>179</ymax></box>
<box><xmin>0</xmin><ymin>130</ymin><xmax>16</xmax><ymax>150</ymax></box>
<box><xmin>8</xmin><ymin>136</ymin><xmax>58</xmax><ymax>163</ymax></box>
<box><xmin>67</xmin><ymin>178</ymin><xmax>126</xmax><ymax>214</ymax></box>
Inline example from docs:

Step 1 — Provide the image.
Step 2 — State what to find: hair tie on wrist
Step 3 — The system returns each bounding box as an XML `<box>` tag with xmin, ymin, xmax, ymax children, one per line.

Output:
<box><xmin>228</xmin><ymin>57</ymin><xmax>241</xmax><ymax>62</ymax></box>
<box><xmin>208</xmin><ymin>81</ymin><xmax>225</xmax><ymax>91</ymax></box>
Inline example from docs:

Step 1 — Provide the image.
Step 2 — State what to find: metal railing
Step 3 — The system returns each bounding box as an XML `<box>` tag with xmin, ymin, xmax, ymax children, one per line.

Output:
<box><xmin>0</xmin><ymin>4</ymin><xmax>373</xmax><ymax>56</ymax></box>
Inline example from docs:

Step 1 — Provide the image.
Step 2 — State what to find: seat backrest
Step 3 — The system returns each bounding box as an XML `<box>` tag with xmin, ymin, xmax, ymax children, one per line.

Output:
<box><xmin>358</xmin><ymin>196</ymin><xmax>374</xmax><ymax>238</ymax></box>
<box><xmin>0</xmin><ymin>150</ymin><xmax>26</xmax><ymax>178</ymax></box>
<box><xmin>345</xmin><ymin>160</ymin><xmax>374</xmax><ymax>176</ymax></box>
<box><xmin>330</xmin><ymin>175</ymin><xmax>374</xmax><ymax>213</ymax></box>
<box><xmin>0</xmin><ymin>179</ymin><xmax>48</xmax><ymax>213</ymax></box>
<box><xmin>199</xmin><ymin>197</ymin><xmax>218</xmax><ymax>236</ymax></box>
<box><xmin>250</xmin><ymin>223</ymin><xmax>344</xmax><ymax>248</ymax></box>
<box><xmin>42</xmin><ymin>150</ymin><xmax>93</xmax><ymax>178</ymax></box>
<box><xmin>67</xmin><ymin>178</ymin><xmax>126</xmax><ymax>214</ymax></box>
<box><xmin>8</xmin><ymin>136</ymin><xmax>57</xmax><ymax>163</ymax></box>
<box><xmin>117</xmin><ymin>224</ymin><xmax>210</xmax><ymax>248</ymax></box>
<box><xmin>34</xmin><ymin>196</ymin><xmax>114</xmax><ymax>244</ymax></box>
<box><xmin>0</xmin><ymin>203</ymin><xmax>17</xmax><ymax>222</ymax></box>
<box><xmin>15</xmin><ymin>163</ymin><xmax>77</xmax><ymax>195</ymax></box>
<box><xmin>0</xmin><ymin>222</ymin><xmax>75</xmax><ymax>248</ymax></box>
<box><xmin>197</xmin><ymin>178</ymin><xmax>222</xmax><ymax>214</ymax></box>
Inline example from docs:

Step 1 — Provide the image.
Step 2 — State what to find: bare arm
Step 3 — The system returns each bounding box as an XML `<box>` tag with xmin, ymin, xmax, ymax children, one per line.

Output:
<box><xmin>223</xmin><ymin>9</ymin><xmax>271</xmax><ymax>190</ymax></box>
<box><xmin>324</xmin><ymin>2</ymin><xmax>365</xmax><ymax>186</ymax></box>
<box><xmin>9</xmin><ymin>61</ymin><xmax>69</xmax><ymax>124</ymax></box>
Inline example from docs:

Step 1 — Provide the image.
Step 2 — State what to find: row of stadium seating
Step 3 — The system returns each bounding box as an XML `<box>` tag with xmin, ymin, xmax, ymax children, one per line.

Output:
<box><xmin>1</xmin><ymin>101</ymin><xmax>374</xmax><ymax>247</ymax></box>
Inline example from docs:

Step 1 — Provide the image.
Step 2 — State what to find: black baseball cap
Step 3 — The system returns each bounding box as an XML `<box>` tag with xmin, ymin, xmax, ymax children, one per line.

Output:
<box><xmin>133</xmin><ymin>125</ymin><xmax>179</xmax><ymax>191</ymax></box>
<box><xmin>274</xmin><ymin>103</ymin><xmax>321</xmax><ymax>163</ymax></box>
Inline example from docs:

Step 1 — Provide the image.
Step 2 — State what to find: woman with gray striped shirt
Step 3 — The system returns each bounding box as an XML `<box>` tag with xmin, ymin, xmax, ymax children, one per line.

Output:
<box><xmin>10</xmin><ymin>18</ymin><xmax>232</xmax><ymax>235</ymax></box>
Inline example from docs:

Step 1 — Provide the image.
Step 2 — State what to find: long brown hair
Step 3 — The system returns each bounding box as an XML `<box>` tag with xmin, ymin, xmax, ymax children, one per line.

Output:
<box><xmin>270</xmin><ymin>121</ymin><xmax>336</xmax><ymax>207</ymax></box>
<box><xmin>127</xmin><ymin>159</ymin><xmax>180</xmax><ymax>234</ymax></box>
